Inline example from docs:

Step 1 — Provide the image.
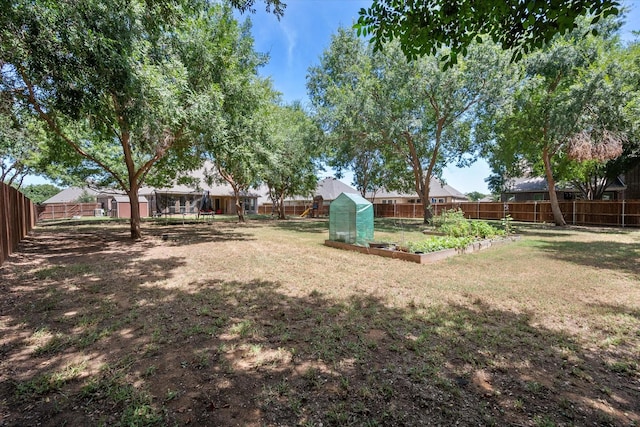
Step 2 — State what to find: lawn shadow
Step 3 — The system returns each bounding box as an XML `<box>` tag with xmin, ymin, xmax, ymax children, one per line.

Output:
<box><xmin>13</xmin><ymin>226</ymin><xmax>158</xmax><ymax>264</ymax></box>
<box><xmin>588</xmin><ymin>301</ymin><xmax>640</xmax><ymax>317</ymax></box>
<box><xmin>517</xmin><ymin>223</ymin><xmax>637</xmax><ymax>239</ymax></box>
<box><xmin>143</xmin><ymin>222</ymin><xmax>256</xmax><ymax>246</ymax></box>
<box><xmin>374</xmin><ymin>217</ymin><xmax>425</xmax><ymax>233</ymax></box>
<box><xmin>2</xmin><ymin>265</ymin><xmax>638</xmax><ymax>426</ymax></box>
<box><xmin>535</xmin><ymin>239</ymin><xmax>640</xmax><ymax>277</ymax></box>
<box><xmin>272</xmin><ymin>218</ymin><xmax>329</xmax><ymax>234</ymax></box>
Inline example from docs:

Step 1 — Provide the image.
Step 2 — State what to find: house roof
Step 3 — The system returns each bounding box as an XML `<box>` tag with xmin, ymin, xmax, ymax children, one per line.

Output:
<box><xmin>139</xmin><ymin>165</ymin><xmax>264</xmax><ymax>198</ymax></box>
<box><xmin>365</xmin><ymin>178</ymin><xmax>467</xmax><ymax>200</ymax></box>
<box><xmin>113</xmin><ymin>195</ymin><xmax>148</xmax><ymax>203</ymax></box>
<box><xmin>504</xmin><ymin>176</ymin><xmax>627</xmax><ymax>193</ymax></box>
<box><xmin>334</xmin><ymin>192</ymin><xmax>372</xmax><ymax>206</ymax></box>
<box><xmin>43</xmin><ymin>187</ymin><xmax>98</xmax><ymax>204</ymax></box>
<box><xmin>316</xmin><ymin>178</ymin><xmax>359</xmax><ymax>200</ymax></box>
<box><xmin>45</xmin><ymin>163</ymin><xmax>267</xmax><ymax>205</ymax></box>
<box><xmin>283</xmin><ymin>177</ymin><xmax>359</xmax><ymax>202</ymax></box>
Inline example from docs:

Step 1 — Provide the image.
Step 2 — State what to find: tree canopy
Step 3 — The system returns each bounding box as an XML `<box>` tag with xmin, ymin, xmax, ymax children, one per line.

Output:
<box><xmin>261</xmin><ymin>102</ymin><xmax>322</xmax><ymax>219</ymax></box>
<box><xmin>1</xmin><ymin>0</ymin><xmax>281</xmax><ymax>238</ymax></box>
<box><xmin>16</xmin><ymin>183</ymin><xmax>60</xmax><ymax>204</ymax></box>
<box><xmin>355</xmin><ymin>0</ymin><xmax>620</xmax><ymax>67</ymax></box>
<box><xmin>308</xmin><ymin>28</ymin><xmax>514</xmax><ymax>223</ymax></box>
<box><xmin>485</xmin><ymin>17</ymin><xmax>631</xmax><ymax>224</ymax></box>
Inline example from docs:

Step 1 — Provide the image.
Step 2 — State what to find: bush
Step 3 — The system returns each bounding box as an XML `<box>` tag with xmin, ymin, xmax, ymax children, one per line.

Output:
<box><xmin>406</xmin><ymin>236</ymin><xmax>473</xmax><ymax>253</ymax></box>
<box><xmin>429</xmin><ymin>208</ymin><xmax>466</xmax><ymax>228</ymax></box>
<box><xmin>470</xmin><ymin>221</ymin><xmax>504</xmax><ymax>239</ymax></box>
<box><xmin>430</xmin><ymin>208</ymin><xmax>503</xmax><ymax>239</ymax></box>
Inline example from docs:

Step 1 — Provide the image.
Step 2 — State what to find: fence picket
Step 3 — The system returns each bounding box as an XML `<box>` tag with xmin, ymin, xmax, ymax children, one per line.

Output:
<box><xmin>0</xmin><ymin>183</ymin><xmax>35</xmax><ymax>265</ymax></box>
<box><xmin>259</xmin><ymin>200</ymin><xmax>640</xmax><ymax>228</ymax></box>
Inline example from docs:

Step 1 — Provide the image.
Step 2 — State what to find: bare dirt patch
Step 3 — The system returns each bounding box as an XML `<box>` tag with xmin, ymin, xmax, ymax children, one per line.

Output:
<box><xmin>1</xmin><ymin>219</ymin><xmax>639</xmax><ymax>426</ymax></box>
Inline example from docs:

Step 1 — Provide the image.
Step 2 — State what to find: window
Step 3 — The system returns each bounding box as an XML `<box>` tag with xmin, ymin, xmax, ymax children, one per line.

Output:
<box><xmin>242</xmin><ymin>198</ymin><xmax>256</xmax><ymax>212</ymax></box>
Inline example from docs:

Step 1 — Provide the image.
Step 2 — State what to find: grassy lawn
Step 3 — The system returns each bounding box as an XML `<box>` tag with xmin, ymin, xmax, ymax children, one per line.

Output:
<box><xmin>1</xmin><ymin>217</ymin><xmax>639</xmax><ymax>426</ymax></box>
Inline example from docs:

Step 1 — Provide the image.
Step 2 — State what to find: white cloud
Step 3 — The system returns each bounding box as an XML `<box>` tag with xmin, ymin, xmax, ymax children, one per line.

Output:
<box><xmin>281</xmin><ymin>23</ymin><xmax>298</xmax><ymax>68</ymax></box>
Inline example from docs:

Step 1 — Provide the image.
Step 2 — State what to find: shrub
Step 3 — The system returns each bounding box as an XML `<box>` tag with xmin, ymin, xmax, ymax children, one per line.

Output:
<box><xmin>470</xmin><ymin>221</ymin><xmax>504</xmax><ymax>239</ymax></box>
<box><xmin>406</xmin><ymin>236</ymin><xmax>473</xmax><ymax>253</ymax></box>
<box><xmin>431</xmin><ymin>208</ymin><xmax>503</xmax><ymax>239</ymax></box>
<box><xmin>429</xmin><ymin>208</ymin><xmax>466</xmax><ymax>229</ymax></box>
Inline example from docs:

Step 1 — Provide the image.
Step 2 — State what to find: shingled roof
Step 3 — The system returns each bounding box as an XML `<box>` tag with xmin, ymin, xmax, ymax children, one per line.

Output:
<box><xmin>504</xmin><ymin>176</ymin><xmax>627</xmax><ymax>193</ymax></box>
<box><xmin>365</xmin><ymin>178</ymin><xmax>466</xmax><ymax>200</ymax></box>
<box><xmin>43</xmin><ymin>187</ymin><xmax>99</xmax><ymax>204</ymax></box>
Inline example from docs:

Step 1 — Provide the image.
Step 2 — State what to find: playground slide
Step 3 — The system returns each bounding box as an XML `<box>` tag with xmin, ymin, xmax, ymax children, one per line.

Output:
<box><xmin>300</xmin><ymin>208</ymin><xmax>311</xmax><ymax>217</ymax></box>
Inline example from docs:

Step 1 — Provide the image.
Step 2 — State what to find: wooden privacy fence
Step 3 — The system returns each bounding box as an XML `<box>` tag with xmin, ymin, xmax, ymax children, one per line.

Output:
<box><xmin>259</xmin><ymin>200</ymin><xmax>640</xmax><ymax>227</ymax></box>
<box><xmin>0</xmin><ymin>182</ymin><xmax>36</xmax><ymax>265</ymax></box>
<box><xmin>373</xmin><ymin>200</ymin><xmax>640</xmax><ymax>227</ymax></box>
<box><xmin>37</xmin><ymin>203</ymin><xmax>102</xmax><ymax>221</ymax></box>
<box><xmin>258</xmin><ymin>204</ymin><xmax>321</xmax><ymax>217</ymax></box>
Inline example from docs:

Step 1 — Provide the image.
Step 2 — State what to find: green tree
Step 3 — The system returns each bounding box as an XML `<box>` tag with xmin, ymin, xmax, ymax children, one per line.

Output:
<box><xmin>0</xmin><ymin>99</ymin><xmax>49</xmax><ymax>188</ymax></box>
<box><xmin>262</xmin><ymin>103</ymin><xmax>322</xmax><ymax>219</ymax></box>
<box><xmin>466</xmin><ymin>191</ymin><xmax>485</xmax><ymax>202</ymax></box>
<box><xmin>562</xmin><ymin>39</ymin><xmax>640</xmax><ymax>200</ymax></box>
<box><xmin>75</xmin><ymin>190</ymin><xmax>96</xmax><ymax>204</ymax></box>
<box><xmin>355</xmin><ymin>0</ymin><xmax>620</xmax><ymax>67</ymax></box>
<box><xmin>1</xmin><ymin>0</ymin><xmax>284</xmax><ymax>239</ymax></box>
<box><xmin>207</xmin><ymin>79</ymin><xmax>276</xmax><ymax>223</ymax></box>
<box><xmin>308</xmin><ymin>28</ymin><xmax>389</xmax><ymax>197</ymax></box>
<box><xmin>486</xmin><ymin>18</ymin><xmax>628</xmax><ymax>223</ymax></box>
<box><xmin>309</xmin><ymin>29</ymin><xmax>513</xmax><ymax>223</ymax></box>
<box><xmin>19</xmin><ymin>183</ymin><xmax>60</xmax><ymax>204</ymax></box>
<box><xmin>186</xmin><ymin>13</ymin><xmax>276</xmax><ymax>223</ymax></box>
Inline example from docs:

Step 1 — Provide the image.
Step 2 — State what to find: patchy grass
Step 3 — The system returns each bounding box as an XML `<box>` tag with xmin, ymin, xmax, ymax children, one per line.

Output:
<box><xmin>0</xmin><ymin>218</ymin><xmax>639</xmax><ymax>426</ymax></box>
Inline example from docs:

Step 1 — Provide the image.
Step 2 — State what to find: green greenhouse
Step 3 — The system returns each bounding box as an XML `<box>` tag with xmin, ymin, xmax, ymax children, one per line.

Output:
<box><xmin>329</xmin><ymin>192</ymin><xmax>374</xmax><ymax>246</ymax></box>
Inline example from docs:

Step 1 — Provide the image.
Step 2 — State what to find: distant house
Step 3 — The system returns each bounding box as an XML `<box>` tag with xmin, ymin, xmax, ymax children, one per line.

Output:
<box><xmin>501</xmin><ymin>176</ymin><xmax>627</xmax><ymax>202</ymax></box>
<box><xmin>95</xmin><ymin>194</ymin><xmax>149</xmax><ymax>219</ymax></box>
<box><xmin>42</xmin><ymin>187</ymin><xmax>99</xmax><ymax>204</ymax></box>
<box><xmin>365</xmin><ymin>178</ymin><xmax>468</xmax><ymax>204</ymax></box>
<box><xmin>279</xmin><ymin>177</ymin><xmax>359</xmax><ymax>207</ymax></box>
<box><xmin>42</xmin><ymin>165</ymin><xmax>269</xmax><ymax>219</ymax></box>
<box><xmin>139</xmin><ymin>182</ymin><xmax>265</xmax><ymax>217</ymax></box>
<box><xmin>624</xmin><ymin>163</ymin><xmax>640</xmax><ymax>200</ymax></box>
<box><xmin>276</xmin><ymin>177</ymin><xmax>468</xmax><ymax>212</ymax></box>
<box><xmin>39</xmin><ymin>187</ymin><xmax>102</xmax><ymax>220</ymax></box>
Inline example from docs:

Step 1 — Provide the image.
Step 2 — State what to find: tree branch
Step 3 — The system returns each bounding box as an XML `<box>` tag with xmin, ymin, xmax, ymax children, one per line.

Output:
<box><xmin>16</xmin><ymin>66</ymin><xmax>127</xmax><ymax>190</ymax></box>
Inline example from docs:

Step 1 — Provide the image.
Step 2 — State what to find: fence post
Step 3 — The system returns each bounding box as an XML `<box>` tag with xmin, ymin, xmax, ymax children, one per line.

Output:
<box><xmin>534</xmin><ymin>201</ymin><xmax>537</xmax><ymax>223</ymax></box>
<box><xmin>573</xmin><ymin>200</ymin><xmax>576</xmax><ymax>225</ymax></box>
<box><xmin>622</xmin><ymin>199</ymin><xmax>625</xmax><ymax>228</ymax></box>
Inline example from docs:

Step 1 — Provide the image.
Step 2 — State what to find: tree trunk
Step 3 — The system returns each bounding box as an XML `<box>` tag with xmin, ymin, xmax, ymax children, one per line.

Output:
<box><xmin>278</xmin><ymin>192</ymin><xmax>286</xmax><ymax>220</ymax></box>
<box><xmin>422</xmin><ymin>202</ymin><xmax>433</xmax><ymax>224</ymax></box>
<box><xmin>420</xmin><ymin>180</ymin><xmax>432</xmax><ymax>224</ymax></box>
<box><xmin>234</xmin><ymin>193</ymin><xmax>245</xmax><ymax>223</ymax></box>
<box><xmin>542</xmin><ymin>148</ymin><xmax>567</xmax><ymax>226</ymax></box>
<box><xmin>127</xmin><ymin>183</ymin><xmax>142</xmax><ymax>239</ymax></box>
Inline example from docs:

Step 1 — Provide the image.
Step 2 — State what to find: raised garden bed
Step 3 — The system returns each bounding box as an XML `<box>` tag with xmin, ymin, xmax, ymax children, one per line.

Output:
<box><xmin>324</xmin><ymin>235</ymin><xmax>521</xmax><ymax>264</ymax></box>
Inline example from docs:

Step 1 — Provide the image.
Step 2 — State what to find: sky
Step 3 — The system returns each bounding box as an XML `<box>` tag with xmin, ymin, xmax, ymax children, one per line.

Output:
<box><xmin>237</xmin><ymin>0</ymin><xmax>640</xmax><ymax>195</ymax></box>
<box><xmin>23</xmin><ymin>1</ymin><xmax>640</xmax><ymax>194</ymax></box>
